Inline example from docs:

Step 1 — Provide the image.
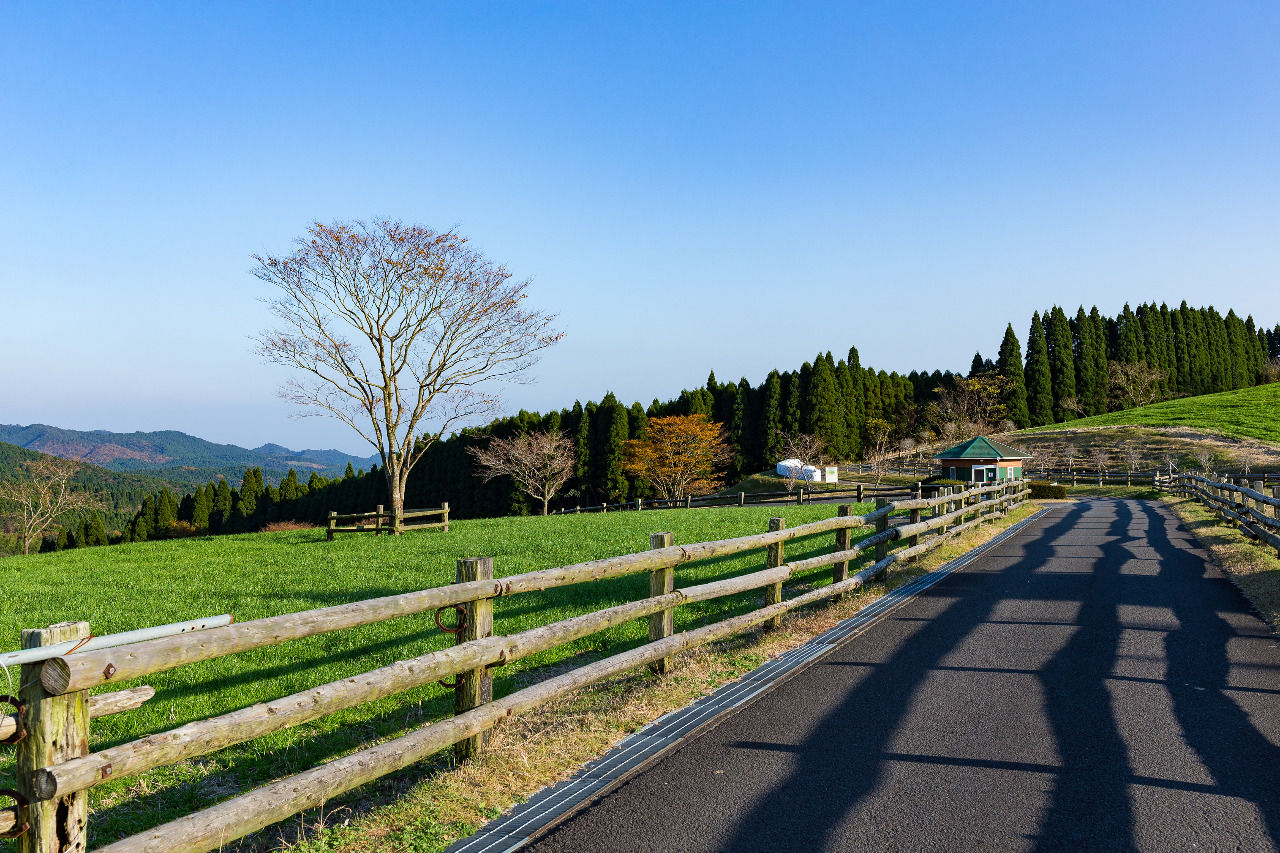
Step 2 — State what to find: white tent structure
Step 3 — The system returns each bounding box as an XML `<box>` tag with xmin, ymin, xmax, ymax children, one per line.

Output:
<box><xmin>776</xmin><ymin>458</ymin><xmax>823</xmax><ymax>481</ymax></box>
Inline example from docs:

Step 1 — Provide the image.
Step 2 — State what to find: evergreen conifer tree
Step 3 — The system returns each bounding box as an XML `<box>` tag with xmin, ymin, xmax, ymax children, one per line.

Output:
<box><xmin>87</xmin><ymin>512</ymin><xmax>108</xmax><ymax>546</ymax></box>
<box><xmin>760</xmin><ymin>370</ymin><xmax>784</xmax><ymax>464</ymax></box>
<box><xmin>996</xmin><ymin>324</ymin><xmax>1030</xmax><ymax>428</ymax></box>
<box><xmin>1045</xmin><ymin>306</ymin><xmax>1077</xmax><ymax>421</ymax></box>
<box><xmin>1025</xmin><ymin>312</ymin><xmax>1053</xmax><ymax>426</ymax></box>
<box><xmin>805</xmin><ymin>355</ymin><xmax>845</xmax><ymax>458</ymax></box>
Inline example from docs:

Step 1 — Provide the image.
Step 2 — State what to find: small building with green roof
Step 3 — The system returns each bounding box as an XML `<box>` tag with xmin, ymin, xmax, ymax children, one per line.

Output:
<box><xmin>933</xmin><ymin>436</ymin><xmax>1032</xmax><ymax>484</ymax></box>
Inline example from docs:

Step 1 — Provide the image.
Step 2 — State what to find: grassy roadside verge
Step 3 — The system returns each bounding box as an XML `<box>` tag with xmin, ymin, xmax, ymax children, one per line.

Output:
<box><xmin>1163</xmin><ymin>495</ymin><xmax>1280</xmax><ymax>630</ymax></box>
<box><xmin>281</xmin><ymin>501</ymin><xmax>1043</xmax><ymax>853</ymax></box>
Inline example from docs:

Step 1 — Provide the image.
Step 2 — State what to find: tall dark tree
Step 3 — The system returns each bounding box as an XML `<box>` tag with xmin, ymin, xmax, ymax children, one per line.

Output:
<box><xmin>805</xmin><ymin>354</ymin><xmax>846</xmax><ymax>458</ymax></box>
<box><xmin>760</xmin><ymin>370</ymin><xmax>784</xmax><ymax>464</ymax></box>
<box><xmin>1045</xmin><ymin>306</ymin><xmax>1077</xmax><ymax>422</ymax></box>
<box><xmin>996</xmin><ymin>324</ymin><xmax>1029</xmax><ymax>428</ymax></box>
<box><xmin>1025</xmin><ymin>312</ymin><xmax>1053</xmax><ymax>426</ymax></box>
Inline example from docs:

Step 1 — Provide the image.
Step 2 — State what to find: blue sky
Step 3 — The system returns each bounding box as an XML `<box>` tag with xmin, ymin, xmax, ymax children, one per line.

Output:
<box><xmin>2</xmin><ymin>2</ymin><xmax>1277</xmax><ymax>455</ymax></box>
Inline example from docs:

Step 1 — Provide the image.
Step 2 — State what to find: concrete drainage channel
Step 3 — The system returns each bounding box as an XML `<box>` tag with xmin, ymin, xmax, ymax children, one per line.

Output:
<box><xmin>446</xmin><ymin>509</ymin><xmax>1049</xmax><ymax>853</ymax></box>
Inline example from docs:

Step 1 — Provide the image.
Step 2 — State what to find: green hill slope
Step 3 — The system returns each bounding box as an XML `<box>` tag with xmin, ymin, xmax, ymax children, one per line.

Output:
<box><xmin>1024</xmin><ymin>383</ymin><xmax>1280</xmax><ymax>444</ymax></box>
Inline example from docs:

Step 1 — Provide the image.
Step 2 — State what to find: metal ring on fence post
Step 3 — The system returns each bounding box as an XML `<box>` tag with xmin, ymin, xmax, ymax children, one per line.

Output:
<box><xmin>0</xmin><ymin>788</ymin><xmax>29</xmax><ymax>839</ymax></box>
<box><xmin>434</xmin><ymin>605</ymin><xmax>467</xmax><ymax>636</ymax></box>
<box><xmin>0</xmin><ymin>695</ymin><xmax>26</xmax><ymax>745</ymax></box>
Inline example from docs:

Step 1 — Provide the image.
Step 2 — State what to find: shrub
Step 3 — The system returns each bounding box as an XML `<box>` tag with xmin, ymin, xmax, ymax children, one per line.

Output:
<box><xmin>1029</xmin><ymin>480</ymin><xmax>1067</xmax><ymax>499</ymax></box>
<box><xmin>927</xmin><ymin>477</ymin><xmax>967</xmax><ymax>487</ymax></box>
<box><xmin>262</xmin><ymin>520</ymin><xmax>317</xmax><ymax>532</ymax></box>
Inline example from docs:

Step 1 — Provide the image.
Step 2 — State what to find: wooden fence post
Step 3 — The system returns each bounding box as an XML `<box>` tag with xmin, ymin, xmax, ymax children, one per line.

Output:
<box><xmin>765</xmin><ymin>518</ymin><xmax>785</xmax><ymax>629</ymax></box>
<box><xmin>685</xmin><ymin>496</ymin><xmax>692</xmax><ymax>509</ymax></box>
<box><xmin>739</xmin><ymin>492</ymin><xmax>745</xmax><ymax>507</ymax></box>
<box><xmin>648</xmin><ymin>532</ymin><xmax>675</xmax><ymax>674</ymax></box>
<box><xmin>441</xmin><ymin>502</ymin><xmax>450</xmax><ymax>533</ymax></box>
<box><xmin>327</xmin><ymin>511</ymin><xmax>336</xmax><ymax>541</ymax></box>
<box><xmin>914</xmin><ymin>481</ymin><xmax>922</xmax><ymax>499</ymax></box>
<box><xmin>1273</xmin><ymin>487</ymin><xmax>1280</xmax><ymax>523</ymax></box>
<box><xmin>874</xmin><ymin>498</ymin><xmax>889</xmax><ymax>566</ymax></box>
<box><xmin>908</xmin><ymin>501</ymin><xmax>921</xmax><ymax>550</ymax></box>
<box><xmin>857</xmin><ymin>483</ymin><xmax>865</xmax><ymax>504</ymax></box>
<box><xmin>18</xmin><ymin>621</ymin><xmax>91</xmax><ymax>853</ymax></box>
<box><xmin>833</xmin><ymin>505</ymin><xmax>852</xmax><ymax>588</ymax></box>
<box><xmin>636</xmin><ymin>498</ymin><xmax>643</xmax><ymax>512</ymax></box>
<box><xmin>374</xmin><ymin>505</ymin><xmax>383</xmax><ymax>536</ymax></box>
<box><xmin>454</xmin><ymin>558</ymin><xmax>493</xmax><ymax>761</ymax></box>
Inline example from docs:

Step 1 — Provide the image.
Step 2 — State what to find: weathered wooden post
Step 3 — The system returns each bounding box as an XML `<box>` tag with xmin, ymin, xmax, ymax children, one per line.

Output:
<box><xmin>914</xmin><ymin>481</ymin><xmax>922</xmax><ymax>499</ymax></box>
<box><xmin>1272</xmin><ymin>486</ymin><xmax>1280</xmax><ymax>523</ymax></box>
<box><xmin>454</xmin><ymin>558</ymin><xmax>493</xmax><ymax>761</ymax></box>
<box><xmin>856</xmin><ymin>483</ymin><xmax>865</xmax><ymax>504</ymax></box>
<box><xmin>739</xmin><ymin>492</ymin><xmax>745</xmax><ymax>507</ymax></box>
<box><xmin>908</xmin><ymin>498</ymin><xmax>921</xmax><ymax>550</ymax></box>
<box><xmin>636</xmin><ymin>498</ymin><xmax>643</xmax><ymax>511</ymax></box>
<box><xmin>18</xmin><ymin>621</ymin><xmax>91</xmax><ymax>853</ymax></box>
<box><xmin>874</xmin><ymin>498</ymin><xmax>889</xmax><ymax>566</ymax></box>
<box><xmin>327</xmin><ymin>511</ymin><xmax>337</xmax><ymax>541</ymax></box>
<box><xmin>833</xmin><ymin>505</ymin><xmax>852</xmax><ymax>588</ymax></box>
<box><xmin>648</xmin><ymin>533</ymin><xmax>675</xmax><ymax>674</ymax></box>
<box><xmin>374</xmin><ymin>505</ymin><xmax>384</xmax><ymax>536</ymax></box>
<box><xmin>796</xmin><ymin>489</ymin><xmax>804</xmax><ymax>506</ymax></box>
<box><xmin>602</xmin><ymin>501</ymin><xmax>607</xmax><ymax>513</ymax></box>
<box><xmin>765</xmin><ymin>518</ymin><xmax>785</xmax><ymax>628</ymax></box>
<box><xmin>441</xmin><ymin>501</ymin><xmax>450</xmax><ymax>533</ymax></box>
<box><xmin>685</xmin><ymin>496</ymin><xmax>692</xmax><ymax>509</ymax></box>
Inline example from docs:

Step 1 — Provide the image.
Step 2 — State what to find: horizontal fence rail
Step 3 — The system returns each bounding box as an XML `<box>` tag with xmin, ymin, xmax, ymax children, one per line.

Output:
<box><xmin>550</xmin><ymin>483</ymin><xmax>921</xmax><ymax>515</ymax></box>
<box><xmin>1170</xmin><ymin>473</ymin><xmax>1280</xmax><ymax>556</ymax></box>
<box><xmin>326</xmin><ymin>502</ymin><xmax>449</xmax><ymax>539</ymax></box>
<box><xmin>2</xmin><ymin>478</ymin><xmax>1030</xmax><ymax>852</ymax></box>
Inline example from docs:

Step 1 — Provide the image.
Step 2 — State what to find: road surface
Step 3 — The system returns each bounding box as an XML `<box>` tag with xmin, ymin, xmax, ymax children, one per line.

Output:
<box><xmin>522</xmin><ymin>499</ymin><xmax>1280</xmax><ymax>852</ymax></box>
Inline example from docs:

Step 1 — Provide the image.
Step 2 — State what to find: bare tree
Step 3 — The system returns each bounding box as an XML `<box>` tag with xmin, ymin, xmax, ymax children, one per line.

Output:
<box><xmin>1161</xmin><ymin>454</ymin><xmax>1179</xmax><ymax>477</ymax></box>
<box><xmin>1264</xmin><ymin>357</ymin><xmax>1280</xmax><ymax>384</ymax></box>
<box><xmin>1195</xmin><ymin>449</ymin><xmax>1217</xmax><ymax>475</ymax></box>
<box><xmin>1108</xmin><ymin>362</ymin><xmax>1165</xmax><ymax>410</ymax></box>
<box><xmin>777</xmin><ymin>432</ymin><xmax>828</xmax><ymax>493</ymax></box>
<box><xmin>255</xmin><ymin>220</ymin><xmax>562</xmax><ymax>526</ymax></box>
<box><xmin>935</xmin><ymin>375</ymin><xmax>1010</xmax><ymax>439</ymax></box>
<box><xmin>864</xmin><ymin>418</ymin><xmax>895</xmax><ymax>486</ymax></box>
<box><xmin>0</xmin><ymin>457</ymin><xmax>97</xmax><ymax>555</ymax></box>
<box><xmin>1089</xmin><ymin>446</ymin><xmax>1110</xmax><ymax>485</ymax></box>
<box><xmin>1234</xmin><ymin>445</ymin><xmax>1263</xmax><ymax>477</ymax></box>
<box><xmin>468</xmin><ymin>430</ymin><xmax>575</xmax><ymax>515</ymax></box>
<box><xmin>1062</xmin><ymin>443</ymin><xmax>1079</xmax><ymax>476</ymax></box>
<box><xmin>1119</xmin><ymin>441</ymin><xmax>1143</xmax><ymax>485</ymax></box>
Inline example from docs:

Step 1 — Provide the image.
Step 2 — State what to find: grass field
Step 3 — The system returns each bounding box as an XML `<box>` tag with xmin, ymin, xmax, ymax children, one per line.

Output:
<box><xmin>2</xmin><ymin>504</ymin><xmax>875</xmax><ymax>849</ymax></box>
<box><xmin>1022</xmin><ymin>382</ymin><xmax>1280</xmax><ymax>444</ymax></box>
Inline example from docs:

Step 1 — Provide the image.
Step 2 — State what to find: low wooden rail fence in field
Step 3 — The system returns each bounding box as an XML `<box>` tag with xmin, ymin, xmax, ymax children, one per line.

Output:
<box><xmin>1</xmin><ymin>479</ymin><xmax>1029</xmax><ymax>853</ymax></box>
<box><xmin>1170</xmin><ymin>473</ymin><xmax>1280</xmax><ymax>557</ymax></box>
<box><xmin>550</xmin><ymin>483</ymin><xmax>917</xmax><ymax>515</ymax></box>
<box><xmin>326</xmin><ymin>503</ymin><xmax>449</xmax><ymax>539</ymax></box>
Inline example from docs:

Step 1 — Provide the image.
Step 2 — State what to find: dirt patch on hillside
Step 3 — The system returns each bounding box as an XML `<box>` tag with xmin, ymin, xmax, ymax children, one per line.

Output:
<box><xmin>1005</xmin><ymin>426</ymin><xmax>1280</xmax><ymax>474</ymax></box>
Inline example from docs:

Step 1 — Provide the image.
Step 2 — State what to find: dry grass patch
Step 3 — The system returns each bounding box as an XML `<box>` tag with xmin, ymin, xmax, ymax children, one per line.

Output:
<box><xmin>1164</xmin><ymin>495</ymin><xmax>1280</xmax><ymax>629</ymax></box>
<box><xmin>278</xmin><ymin>502</ymin><xmax>1042</xmax><ymax>853</ymax></box>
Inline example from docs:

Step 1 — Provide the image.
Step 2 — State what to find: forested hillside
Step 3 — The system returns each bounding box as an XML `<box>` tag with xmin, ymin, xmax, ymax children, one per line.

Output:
<box><xmin>22</xmin><ymin>300</ymin><xmax>1278</xmax><ymax>553</ymax></box>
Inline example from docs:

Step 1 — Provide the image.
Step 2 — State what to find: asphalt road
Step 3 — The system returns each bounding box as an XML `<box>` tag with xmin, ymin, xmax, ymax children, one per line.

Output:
<box><xmin>522</xmin><ymin>499</ymin><xmax>1280</xmax><ymax>852</ymax></box>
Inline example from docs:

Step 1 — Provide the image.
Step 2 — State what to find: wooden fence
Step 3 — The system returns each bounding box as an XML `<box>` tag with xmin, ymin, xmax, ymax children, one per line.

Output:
<box><xmin>550</xmin><ymin>483</ymin><xmax>918</xmax><ymax>515</ymax></box>
<box><xmin>1</xmin><ymin>479</ymin><xmax>1028</xmax><ymax>853</ymax></box>
<box><xmin>326</xmin><ymin>503</ymin><xmax>449</xmax><ymax>539</ymax></box>
<box><xmin>1170</xmin><ymin>473</ymin><xmax>1280</xmax><ymax>557</ymax></box>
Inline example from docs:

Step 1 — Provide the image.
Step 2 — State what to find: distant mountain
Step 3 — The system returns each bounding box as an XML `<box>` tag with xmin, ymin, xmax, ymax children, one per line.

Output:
<box><xmin>0</xmin><ymin>424</ymin><xmax>380</xmax><ymax>488</ymax></box>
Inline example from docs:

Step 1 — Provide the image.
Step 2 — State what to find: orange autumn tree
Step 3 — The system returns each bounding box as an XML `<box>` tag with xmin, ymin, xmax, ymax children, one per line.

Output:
<box><xmin>624</xmin><ymin>415</ymin><xmax>733</xmax><ymax>500</ymax></box>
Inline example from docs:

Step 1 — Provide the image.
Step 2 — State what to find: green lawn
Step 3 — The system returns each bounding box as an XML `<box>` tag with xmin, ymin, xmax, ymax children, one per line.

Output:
<box><xmin>1</xmin><ymin>505</ymin><xmax>870</xmax><ymax>847</ymax></box>
<box><xmin>1022</xmin><ymin>382</ymin><xmax>1280</xmax><ymax>444</ymax></box>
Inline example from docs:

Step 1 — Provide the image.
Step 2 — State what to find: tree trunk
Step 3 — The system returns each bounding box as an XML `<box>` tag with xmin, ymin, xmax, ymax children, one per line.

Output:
<box><xmin>541</xmin><ymin>496</ymin><xmax>549</xmax><ymax>516</ymax></box>
<box><xmin>385</xmin><ymin>468</ymin><xmax>405</xmax><ymax>534</ymax></box>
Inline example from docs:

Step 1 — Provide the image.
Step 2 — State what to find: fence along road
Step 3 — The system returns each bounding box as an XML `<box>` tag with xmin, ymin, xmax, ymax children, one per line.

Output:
<box><xmin>520</xmin><ymin>498</ymin><xmax>1280</xmax><ymax>853</ymax></box>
